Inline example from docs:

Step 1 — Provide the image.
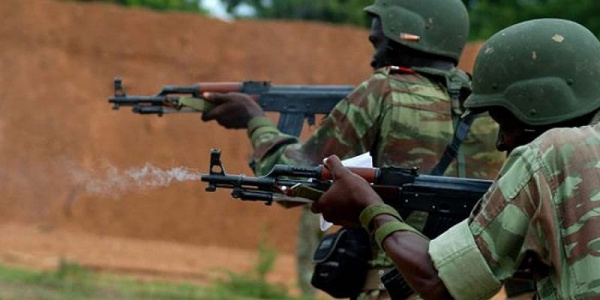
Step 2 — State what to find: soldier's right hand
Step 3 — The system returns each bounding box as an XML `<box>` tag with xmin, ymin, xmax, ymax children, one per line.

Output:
<box><xmin>311</xmin><ymin>155</ymin><xmax>383</xmax><ymax>228</ymax></box>
<box><xmin>201</xmin><ymin>92</ymin><xmax>264</xmax><ymax>129</ymax></box>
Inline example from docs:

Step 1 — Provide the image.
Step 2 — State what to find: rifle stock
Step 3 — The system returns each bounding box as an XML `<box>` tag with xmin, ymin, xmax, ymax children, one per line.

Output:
<box><xmin>108</xmin><ymin>77</ymin><xmax>354</xmax><ymax>136</ymax></box>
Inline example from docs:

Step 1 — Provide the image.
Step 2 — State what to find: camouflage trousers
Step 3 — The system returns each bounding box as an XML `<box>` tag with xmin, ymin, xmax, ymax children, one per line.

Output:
<box><xmin>296</xmin><ymin>205</ymin><xmax>324</xmax><ymax>297</ymax></box>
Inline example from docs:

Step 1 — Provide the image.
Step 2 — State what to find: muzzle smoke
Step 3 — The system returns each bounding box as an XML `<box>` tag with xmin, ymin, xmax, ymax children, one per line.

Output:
<box><xmin>70</xmin><ymin>162</ymin><xmax>203</xmax><ymax>197</ymax></box>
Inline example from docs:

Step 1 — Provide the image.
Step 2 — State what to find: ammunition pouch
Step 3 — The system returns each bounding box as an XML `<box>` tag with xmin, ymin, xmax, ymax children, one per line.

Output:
<box><xmin>311</xmin><ymin>227</ymin><xmax>371</xmax><ymax>298</ymax></box>
<box><xmin>381</xmin><ymin>268</ymin><xmax>416</xmax><ymax>300</ymax></box>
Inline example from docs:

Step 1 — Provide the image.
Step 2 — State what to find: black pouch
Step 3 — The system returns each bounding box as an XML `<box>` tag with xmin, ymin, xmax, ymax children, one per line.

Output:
<box><xmin>311</xmin><ymin>227</ymin><xmax>371</xmax><ymax>299</ymax></box>
<box><xmin>380</xmin><ymin>268</ymin><xmax>415</xmax><ymax>300</ymax></box>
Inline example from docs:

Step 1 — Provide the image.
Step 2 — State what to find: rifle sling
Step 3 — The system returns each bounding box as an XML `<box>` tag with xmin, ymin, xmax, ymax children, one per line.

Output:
<box><xmin>411</xmin><ymin>67</ymin><xmax>473</xmax><ymax>177</ymax></box>
<box><xmin>429</xmin><ymin>114</ymin><xmax>475</xmax><ymax>176</ymax></box>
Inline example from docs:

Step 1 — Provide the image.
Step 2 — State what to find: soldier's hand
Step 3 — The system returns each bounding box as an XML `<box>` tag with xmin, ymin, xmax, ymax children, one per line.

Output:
<box><xmin>311</xmin><ymin>155</ymin><xmax>383</xmax><ymax>228</ymax></box>
<box><xmin>201</xmin><ymin>92</ymin><xmax>264</xmax><ymax>129</ymax></box>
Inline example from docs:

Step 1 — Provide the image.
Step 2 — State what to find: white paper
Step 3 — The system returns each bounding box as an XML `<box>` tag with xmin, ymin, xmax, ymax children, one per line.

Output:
<box><xmin>319</xmin><ymin>152</ymin><xmax>373</xmax><ymax>231</ymax></box>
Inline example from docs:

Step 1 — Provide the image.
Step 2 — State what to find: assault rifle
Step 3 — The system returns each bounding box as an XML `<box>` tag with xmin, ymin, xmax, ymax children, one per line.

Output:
<box><xmin>202</xmin><ymin>149</ymin><xmax>494</xmax><ymax>299</ymax></box>
<box><xmin>202</xmin><ymin>149</ymin><xmax>492</xmax><ymax>239</ymax></box>
<box><xmin>108</xmin><ymin>78</ymin><xmax>354</xmax><ymax>137</ymax></box>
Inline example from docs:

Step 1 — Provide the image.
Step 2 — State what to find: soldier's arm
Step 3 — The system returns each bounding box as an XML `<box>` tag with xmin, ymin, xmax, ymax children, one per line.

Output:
<box><xmin>426</xmin><ymin>144</ymin><xmax>549</xmax><ymax>299</ymax></box>
<box><xmin>249</xmin><ymin>72</ymin><xmax>390</xmax><ymax>175</ymax></box>
<box><xmin>314</xmin><ymin>155</ymin><xmax>451</xmax><ymax>299</ymax></box>
<box><xmin>316</xmin><ymin>145</ymin><xmax>547</xmax><ymax>299</ymax></box>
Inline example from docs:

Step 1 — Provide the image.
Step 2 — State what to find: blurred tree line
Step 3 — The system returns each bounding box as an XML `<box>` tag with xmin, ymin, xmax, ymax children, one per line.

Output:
<box><xmin>72</xmin><ymin>0</ymin><xmax>206</xmax><ymax>13</ymax></box>
<box><xmin>466</xmin><ymin>0</ymin><xmax>600</xmax><ymax>39</ymax></box>
<box><xmin>222</xmin><ymin>0</ymin><xmax>600</xmax><ymax>40</ymax></box>
<box><xmin>223</xmin><ymin>0</ymin><xmax>373</xmax><ymax>27</ymax></box>
<box><xmin>74</xmin><ymin>0</ymin><xmax>600</xmax><ymax>40</ymax></box>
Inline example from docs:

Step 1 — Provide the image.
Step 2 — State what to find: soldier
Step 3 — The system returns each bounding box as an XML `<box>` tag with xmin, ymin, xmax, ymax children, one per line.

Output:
<box><xmin>312</xmin><ymin>18</ymin><xmax>600</xmax><ymax>299</ymax></box>
<box><xmin>201</xmin><ymin>0</ymin><xmax>503</xmax><ymax>297</ymax></box>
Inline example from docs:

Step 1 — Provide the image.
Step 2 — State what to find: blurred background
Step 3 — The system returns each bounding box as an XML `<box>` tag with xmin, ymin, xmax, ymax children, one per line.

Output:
<box><xmin>0</xmin><ymin>0</ymin><xmax>598</xmax><ymax>299</ymax></box>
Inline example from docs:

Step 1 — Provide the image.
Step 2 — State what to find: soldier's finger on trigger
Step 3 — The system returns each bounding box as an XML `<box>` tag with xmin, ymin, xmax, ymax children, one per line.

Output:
<box><xmin>203</xmin><ymin>92</ymin><xmax>227</xmax><ymax>104</ymax></box>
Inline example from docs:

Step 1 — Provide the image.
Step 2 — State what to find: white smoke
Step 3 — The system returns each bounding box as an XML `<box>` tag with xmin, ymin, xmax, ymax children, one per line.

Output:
<box><xmin>69</xmin><ymin>162</ymin><xmax>203</xmax><ymax>197</ymax></box>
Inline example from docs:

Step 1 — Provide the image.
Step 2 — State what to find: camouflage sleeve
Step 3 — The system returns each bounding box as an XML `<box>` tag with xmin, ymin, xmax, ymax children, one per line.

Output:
<box><xmin>248</xmin><ymin>72</ymin><xmax>391</xmax><ymax>175</ymax></box>
<box><xmin>429</xmin><ymin>143</ymin><xmax>549</xmax><ymax>299</ymax></box>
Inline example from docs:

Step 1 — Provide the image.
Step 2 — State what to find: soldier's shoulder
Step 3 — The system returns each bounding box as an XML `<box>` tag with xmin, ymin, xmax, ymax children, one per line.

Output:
<box><xmin>533</xmin><ymin>125</ymin><xmax>600</xmax><ymax>166</ymax></box>
<box><xmin>535</xmin><ymin>125</ymin><xmax>597</xmax><ymax>151</ymax></box>
<box><xmin>359</xmin><ymin>66</ymin><xmax>418</xmax><ymax>92</ymax></box>
<box><xmin>371</xmin><ymin>66</ymin><xmax>435</xmax><ymax>88</ymax></box>
<box><xmin>374</xmin><ymin>66</ymin><xmax>418</xmax><ymax>77</ymax></box>
<box><xmin>500</xmin><ymin>125</ymin><xmax>600</xmax><ymax>182</ymax></box>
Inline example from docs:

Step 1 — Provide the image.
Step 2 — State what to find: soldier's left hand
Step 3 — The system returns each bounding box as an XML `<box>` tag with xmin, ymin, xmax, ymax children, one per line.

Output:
<box><xmin>311</xmin><ymin>155</ymin><xmax>383</xmax><ymax>228</ymax></box>
<box><xmin>201</xmin><ymin>92</ymin><xmax>264</xmax><ymax>129</ymax></box>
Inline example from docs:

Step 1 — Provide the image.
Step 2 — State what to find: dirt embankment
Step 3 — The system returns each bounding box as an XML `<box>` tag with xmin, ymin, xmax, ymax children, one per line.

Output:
<box><xmin>0</xmin><ymin>0</ymin><xmax>481</xmax><ymax>255</ymax></box>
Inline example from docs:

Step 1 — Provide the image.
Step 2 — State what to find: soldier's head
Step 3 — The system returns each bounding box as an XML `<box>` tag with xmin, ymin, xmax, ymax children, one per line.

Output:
<box><xmin>364</xmin><ymin>0</ymin><xmax>469</xmax><ymax>69</ymax></box>
<box><xmin>465</xmin><ymin>19</ymin><xmax>600</xmax><ymax>154</ymax></box>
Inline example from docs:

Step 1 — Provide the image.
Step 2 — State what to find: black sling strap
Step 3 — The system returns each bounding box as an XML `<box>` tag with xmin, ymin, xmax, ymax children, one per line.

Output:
<box><xmin>429</xmin><ymin>113</ymin><xmax>475</xmax><ymax>176</ymax></box>
<box><xmin>413</xmin><ymin>67</ymin><xmax>474</xmax><ymax>176</ymax></box>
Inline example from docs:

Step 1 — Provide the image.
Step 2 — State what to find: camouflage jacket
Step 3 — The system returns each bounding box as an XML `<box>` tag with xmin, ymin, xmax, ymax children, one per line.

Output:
<box><xmin>248</xmin><ymin>66</ymin><xmax>504</xmax><ymax>297</ymax></box>
<box><xmin>248</xmin><ymin>66</ymin><xmax>503</xmax><ymax>178</ymax></box>
<box><xmin>429</xmin><ymin>123</ymin><xmax>600</xmax><ymax>299</ymax></box>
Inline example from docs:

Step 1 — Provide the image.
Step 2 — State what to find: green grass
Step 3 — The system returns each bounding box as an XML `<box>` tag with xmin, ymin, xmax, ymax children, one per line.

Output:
<box><xmin>0</xmin><ymin>260</ymin><xmax>213</xmax><ymax>300</ymax></box>
<box><xmin>0</xmin><ymin>245</ymin><xmax>311</xmax><ymax>300</ymax></box>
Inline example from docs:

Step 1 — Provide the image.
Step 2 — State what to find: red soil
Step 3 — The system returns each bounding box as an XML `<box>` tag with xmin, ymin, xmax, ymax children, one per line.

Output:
<box><xmin>0</xmin><ymin>0</ymin><xmax>486</xmax><ymax>293</ymax></box>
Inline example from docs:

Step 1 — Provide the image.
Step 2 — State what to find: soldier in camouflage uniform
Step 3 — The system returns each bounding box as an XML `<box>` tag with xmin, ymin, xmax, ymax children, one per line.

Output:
<box><xmin>312</xmin><ymin>18</ymin><xmax>600</xmax><ymax>299</ymax></box>
<box><xmin>202</xmin><ymin>0</ymin><xmax>503</xmax><ymax>297</ymax></box>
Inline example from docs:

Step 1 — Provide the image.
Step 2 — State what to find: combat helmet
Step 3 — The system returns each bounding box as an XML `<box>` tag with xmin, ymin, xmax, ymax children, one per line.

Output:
<box><xmin>465</xmin><ymin>19</ymin><xmax>600</xmax><ymax>126</ymax></box>
<box><xmin>364</xmin><ymin>0</ymin><xmax>469</xmax><ymax>62</ymax></box>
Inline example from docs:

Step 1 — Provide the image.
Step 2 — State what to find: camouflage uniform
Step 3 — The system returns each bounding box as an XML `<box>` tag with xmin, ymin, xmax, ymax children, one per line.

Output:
<box><xmin>429</xmin><ymin>122</ymin><xmax>600</xmax><ymax>299</ymax></box>
<box><xmin>250</xmin><ymin>67</ymin><xmax>501</xmax><ymax>177</ymax></box>
<box><xmin>247</xmin><ymin>66</ymin><xmax>504</xmax><ymax>297</ymax></box>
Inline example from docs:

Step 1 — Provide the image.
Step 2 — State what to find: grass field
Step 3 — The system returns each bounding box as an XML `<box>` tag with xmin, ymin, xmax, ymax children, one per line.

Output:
<box><xmin>0</xmin><ymin>262</ymin><xmax>303</xmax><ymax>300</ymax></box>
<box><xmin>0</xmin><ymin>245</ymin><xmax>308</xmax><ymax>300</ymax></box>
